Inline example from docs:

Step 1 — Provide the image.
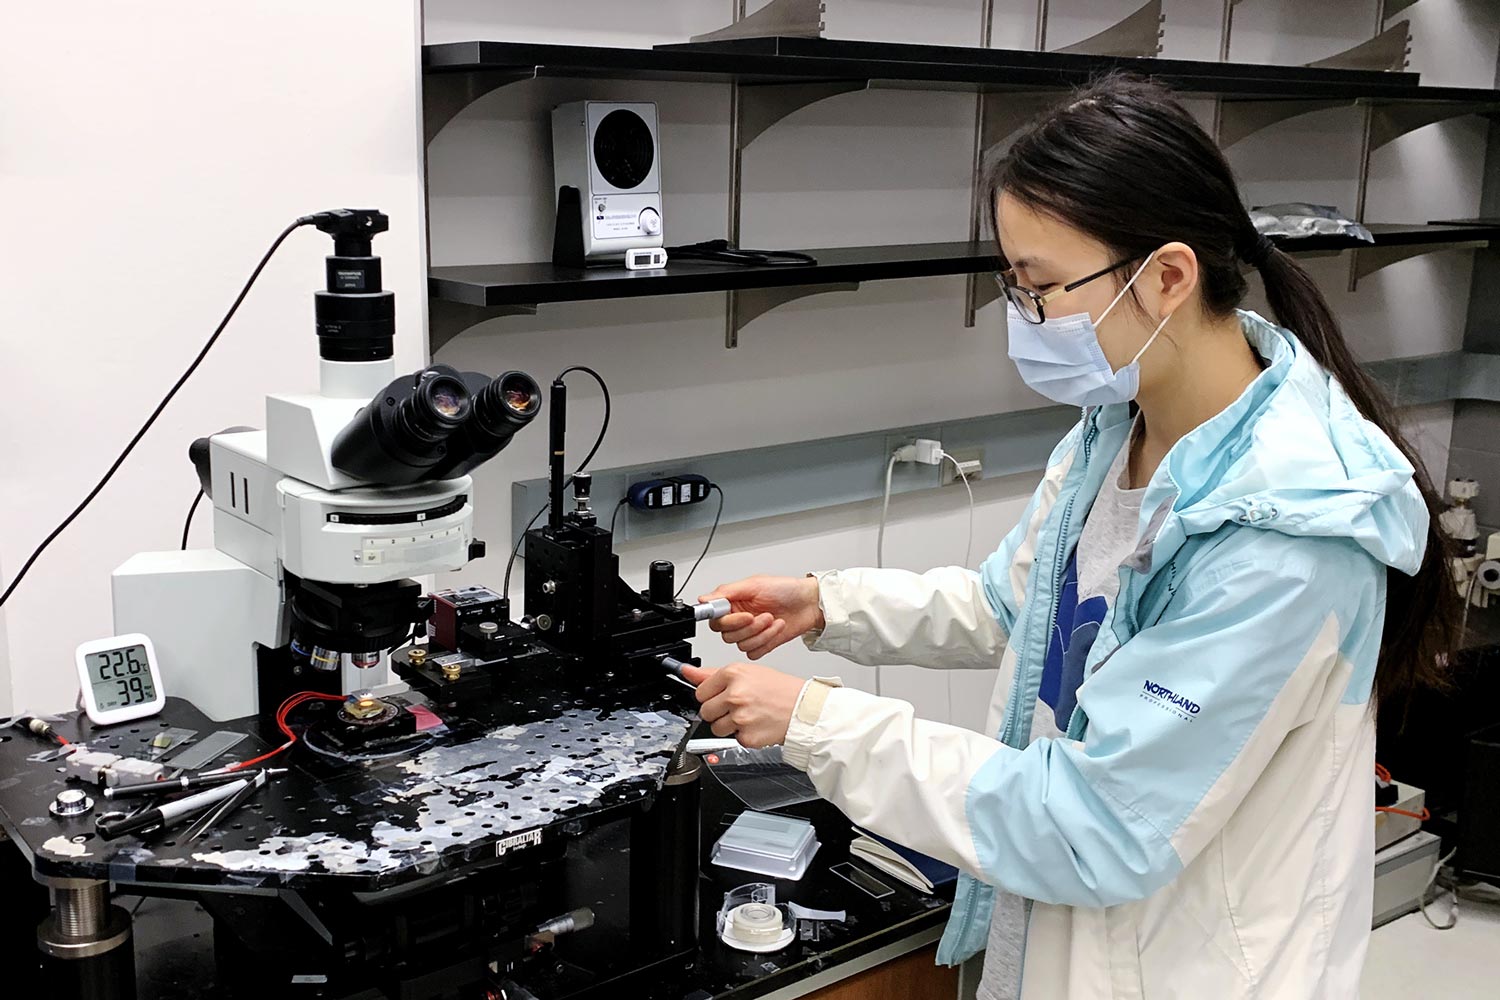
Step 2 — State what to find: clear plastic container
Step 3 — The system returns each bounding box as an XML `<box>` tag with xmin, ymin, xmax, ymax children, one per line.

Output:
<box><xmin>710</xmin><ymin>810</ymin><xmax>820</xmax><ymax>880</ymax></box>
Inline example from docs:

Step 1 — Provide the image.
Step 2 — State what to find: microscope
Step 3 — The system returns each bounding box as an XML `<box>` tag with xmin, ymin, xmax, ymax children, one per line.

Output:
<box><xmin>38</xmin><ymin>209</ymin><xmax>724</xmax><ymax>998</ymax></box>
<box><xmin>111</xmin><ymin>210</ymin><xmax>543</xmax><ymax>722</ymax></box>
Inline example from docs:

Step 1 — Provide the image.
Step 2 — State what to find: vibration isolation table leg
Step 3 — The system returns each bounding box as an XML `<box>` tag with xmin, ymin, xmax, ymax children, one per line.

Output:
<box><xmin>36</xmin><ymin>876</ymin><xmax>136</xmax><ymax>1000</ymax></box>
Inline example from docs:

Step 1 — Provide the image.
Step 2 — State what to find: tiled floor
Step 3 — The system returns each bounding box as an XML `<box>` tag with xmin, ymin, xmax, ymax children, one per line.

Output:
<box><xmin>1360</xmin><ymin>887</ymin><xmax>1500</xmax><ymax>1000</ymax></box>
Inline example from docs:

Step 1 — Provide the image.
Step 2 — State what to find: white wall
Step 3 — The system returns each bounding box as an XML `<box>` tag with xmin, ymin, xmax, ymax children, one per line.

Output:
<box><xmin>2</xmin><ymin>0</ymin><xmax>1492</xmax><ymax>721</ymax></box>
<box><xmin>0</xmin><ymin>2</ymin><xmax>430</xmax><ymax>713</ymax></box>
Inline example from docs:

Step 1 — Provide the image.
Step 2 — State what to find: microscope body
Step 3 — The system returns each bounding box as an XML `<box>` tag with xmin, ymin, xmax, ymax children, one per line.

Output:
<box><xmin>110</xmin><ymin>211</ymin><xmax>540</xmax><ymax>721</ymax></box>
<box><xmin>112</xmin><ymin>357</ymin><xmax>481</xmax><ymax>720</ymax></box>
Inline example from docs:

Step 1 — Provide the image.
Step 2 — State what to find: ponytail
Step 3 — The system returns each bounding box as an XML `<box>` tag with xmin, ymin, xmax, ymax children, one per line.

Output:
<box><xmin>1255</xmin><ymin>244</ymin><xmax>1455</xmax><ymax>709</ymax></box>
<box><xmin>989</xmin><ymin>73</ymin><xmax>1454</xmax><ymax>714</ymax></box>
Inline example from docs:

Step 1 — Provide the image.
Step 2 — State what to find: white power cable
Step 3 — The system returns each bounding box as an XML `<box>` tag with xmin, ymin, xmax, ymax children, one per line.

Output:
<box><xmin>941</xmin><ymin>451</ymin><xmax>976</xmax><ymax>568</ymax></box>
<box><xmin>876</xmin><ymin>451</ymin><xmax>899</xmax><ymax>569</ymax></box>
<box><xmin>1420</xmin><ymin>847</ymin><xmax>1460</xmax><ymax>930</ymax></box>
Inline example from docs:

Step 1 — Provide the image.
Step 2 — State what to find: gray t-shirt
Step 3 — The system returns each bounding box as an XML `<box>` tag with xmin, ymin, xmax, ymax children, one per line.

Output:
<box><xmin>977</xmin><ymin>433</ymin><xmax>1145</xmax><ymax>1000</ymax></box>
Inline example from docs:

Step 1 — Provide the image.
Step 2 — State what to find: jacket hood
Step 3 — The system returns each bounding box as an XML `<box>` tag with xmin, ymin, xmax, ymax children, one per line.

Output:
<box><xmin>1095</xmin><ymin>310</ymin><xmax>1429</xmax><ymax>576</ymax></box>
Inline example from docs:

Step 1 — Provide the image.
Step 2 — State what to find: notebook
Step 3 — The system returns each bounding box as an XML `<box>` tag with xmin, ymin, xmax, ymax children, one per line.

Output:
<box><xmin>849</xmin><ymin>828</ymin><xmax>959</xmax><ymax>894</ymax></box>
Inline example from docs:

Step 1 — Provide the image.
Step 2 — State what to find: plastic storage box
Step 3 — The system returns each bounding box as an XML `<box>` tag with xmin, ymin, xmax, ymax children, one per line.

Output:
<box><xmin>710</xmin><ymin>811</ymin><xmax>821</xmax><ymax>880</ymax></box>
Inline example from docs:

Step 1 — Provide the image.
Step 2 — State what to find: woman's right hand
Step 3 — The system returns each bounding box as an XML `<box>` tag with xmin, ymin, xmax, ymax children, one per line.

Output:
<box><xmin>699</xmin><ymin>575</ymin><xmax>825</xmax><ymax>660</ymax></box>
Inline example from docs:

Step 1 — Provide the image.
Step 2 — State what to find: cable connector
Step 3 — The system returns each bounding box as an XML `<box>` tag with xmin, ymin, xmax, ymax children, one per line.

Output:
<box><xmin>893</xmin><ymin>438</ymin><xmax>944</xmax><ymax>465</ymax></box>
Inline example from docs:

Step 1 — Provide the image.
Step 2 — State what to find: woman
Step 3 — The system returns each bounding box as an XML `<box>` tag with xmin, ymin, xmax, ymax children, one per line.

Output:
<box><xmin>677</xmin><ymin>76</ymin><xmax>1452</xmax><ymax>1000</ymax></box>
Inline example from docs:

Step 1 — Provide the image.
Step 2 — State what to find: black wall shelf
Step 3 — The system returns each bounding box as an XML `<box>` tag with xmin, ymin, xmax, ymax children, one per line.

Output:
<box><xmin>422</xmin><ymin>36</ymin><xmax>1500</xmax><ymax>144</ymax></box>
<box><xmin>430</xmin><ymin>242</ymin><xmax>992</xmax><ymax>309</ymax></box>
<box><xmin>424</xmin><ymin>36</ymin><xmax>1432</xmax><ymax>98</ymax></box>
<box><xmin>422</xmin><ymin>36</ymin><xmax>1500</xmax><ymax>349</ymax></box>
<box><xmin>426</xmin><ymin>222</ymin><xmax>1499</xmax><ymax>349</ymax></box>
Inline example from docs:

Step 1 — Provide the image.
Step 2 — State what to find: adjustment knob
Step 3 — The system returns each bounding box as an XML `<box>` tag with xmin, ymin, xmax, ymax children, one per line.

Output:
<box><xmin>50</xmin><ymin>788</ymin><xmax>94</xmax><ymax>819</ymax></box>
<box><xmin>639</xmin><ymin>207</ymin><xmax>662</xmax><ymax>236</ymax></box>
<box><xmin>649</xmin><ymin>560</ymin><xmax>675</xmax><ymax>603</ymax></box>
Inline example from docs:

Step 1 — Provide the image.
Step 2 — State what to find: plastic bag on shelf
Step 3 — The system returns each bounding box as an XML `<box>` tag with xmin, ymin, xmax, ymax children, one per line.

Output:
<box><xmin>1250</xmin><ymin>203</ymin><xmax>1374</xmax><ymax>244</ymax></box>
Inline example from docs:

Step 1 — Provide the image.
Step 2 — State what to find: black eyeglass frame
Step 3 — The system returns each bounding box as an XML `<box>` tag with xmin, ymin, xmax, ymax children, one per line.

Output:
<box><xmin>994</xmin><ymin>256</ymin><xmax>1140</xmax><ymax>324</ymax></box>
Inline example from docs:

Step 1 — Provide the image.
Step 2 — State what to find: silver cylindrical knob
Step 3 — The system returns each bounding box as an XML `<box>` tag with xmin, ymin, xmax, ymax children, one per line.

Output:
<box><xmin>693</xmin><ymin>598</ymin><xmax>732</xmax><ymax>622</ymax></box>
<box><xmin>50</xmin><ymin>789</ymin><xmax>95</xmax><ymax>819</ymax></box>
<box><xmin>478</xmin><ymin>621</ymin><xmax>500</xmax><ymax>635</ymax></box>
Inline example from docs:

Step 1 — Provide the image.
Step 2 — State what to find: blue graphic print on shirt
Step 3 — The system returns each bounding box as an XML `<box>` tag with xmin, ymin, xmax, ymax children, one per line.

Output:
<box><xmin>1040</xmin><ymin>552</ymin><xmax>1108</xmax><ymax>731</ymax></box>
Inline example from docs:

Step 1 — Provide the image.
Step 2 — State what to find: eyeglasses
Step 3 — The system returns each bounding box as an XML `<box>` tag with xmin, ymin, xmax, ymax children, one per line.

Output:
<box><xmin>994</xmin><ymin>256</ymin><xmax>1140</xmax><ymax>325</ymax></box>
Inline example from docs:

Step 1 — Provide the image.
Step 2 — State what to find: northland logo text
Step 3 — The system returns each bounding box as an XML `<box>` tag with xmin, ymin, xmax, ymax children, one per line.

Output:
<box><xmin>1140</xmin><ymin>680</ymin><xmax>1200</xmax><ymax>721</ymax></box>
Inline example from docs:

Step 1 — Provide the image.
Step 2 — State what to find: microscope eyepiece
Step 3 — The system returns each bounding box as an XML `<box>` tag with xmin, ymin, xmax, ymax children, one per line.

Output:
<box><xmin>423</xmin><ymin>370</ymin><xmax>543</xmax><ymax>481</ymax></box>
<box><xmin>331</xmin><ymin>364</ymin><xmax>474</xmax><ymax>485</ymax></box>
<box><xmin>398</xmin><ymin>371</ymin><xmax>472</xmax><ymax>444</ymax></box>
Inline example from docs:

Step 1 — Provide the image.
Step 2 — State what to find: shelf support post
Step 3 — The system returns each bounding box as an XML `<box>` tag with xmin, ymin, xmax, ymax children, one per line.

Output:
<box><xmin>724</xmin><ymin>78</ymin><xmax>868</xmax><ymax>348</ymax></box>
<box><xmin>962</xmin><ymin>91</ymin><xmax>1062</xmax><ymax>328</ymax></box>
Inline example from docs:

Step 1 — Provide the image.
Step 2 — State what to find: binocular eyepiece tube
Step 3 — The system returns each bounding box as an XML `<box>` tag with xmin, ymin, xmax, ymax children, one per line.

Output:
<box><xmin>331</xmin><ymin>364</ymin><xmax>541</xmax><ymax>486</ymax></box>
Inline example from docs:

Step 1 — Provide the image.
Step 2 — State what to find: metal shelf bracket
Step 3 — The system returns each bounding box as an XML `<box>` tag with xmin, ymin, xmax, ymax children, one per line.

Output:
<box><xmin>1307</xmin><ymin>21</ymin><xmax>1411</xmax><ymax>73</ymax></box>
<box><xmin>1368</xmin><ymin>100</ymin><xmax>1500</xmax><ymax>150</ymax></box>
<box><xmin>726</xmin><ymin>282</ymin><xmax>859</xmax><ymax>349</ymax></box>
<box><xmin>691</xmin><ymin>0</ymin><xmax>826</xmax><ymax>44</ymax></box>
<box><xmin>738</xmin><ymin>80</ymin><xmax>869</xmax><ymax>149</ymax></box>
<box><xmin>423</xmin><ymin>68</ymin><xmax>538</xmax><ymax>146</ymax></box>
<box><xmin>1349</xmin><ymin>239</ymin><xmax>1491</xmax><ymax>289</ymax></box>
<box><xmin>1215</xmin><ymin>98</ymin><xmax>1349</xmax><ymax>147</ymax></box>
<box><xmin>428</xmin><ymin>299</ymin><xmax>538</xmax><ymax>355</ymax></box>
<box><xmin>1050</xmin><ymin>0</ymin><xmax>1164</xmax><ymax>58</ymax></box>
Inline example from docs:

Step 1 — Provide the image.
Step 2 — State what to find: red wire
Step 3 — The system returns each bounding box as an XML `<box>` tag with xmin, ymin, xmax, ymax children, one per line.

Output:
<box><xmin>222</xmin><ymin>691</ymin><xmax>344</xmax><ymax>771</ymax></box>
<box><xmin>1376</xmin><ymin>806</ymin><xmax>1431</xmax><ymax>821</ymax></box>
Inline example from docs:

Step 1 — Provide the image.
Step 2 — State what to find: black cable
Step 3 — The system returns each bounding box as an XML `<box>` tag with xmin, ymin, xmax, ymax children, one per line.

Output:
<box><xmin>180</xmin><ymin>489</ymin><xmax>205</xmax><ymax>550</ymax></box>
<box><xmin>675</xmin><ymin>484</ymin><xmax>725</xmax><ymax>600</ymax></box>
<box><xmin>666</xmin><ymin>239</ymin><xmax>816</xmax><ymax>267</ymax></box>
<box><xmin>501</xmin><ymin>367</ymin><xmax>613</xmax><ymax>600</ymax></box>
<box><xmin>555</xmin><ymin>365</ymin><xmax>611</xmax><ymax>476</ymax></box>
<box><xmin>609</xmin><ymin>497</ymin><xmax>629</xmax><ymax>537</ymax></box>
<box><xmin>0</xmin><ymin>216</ymin><xmax>317</xmax><ymax>609</ymax></box>
<box><xmin>503</xmin><ymin>502</ymin><xmax>549</xmax><ymax>600</ymax></box>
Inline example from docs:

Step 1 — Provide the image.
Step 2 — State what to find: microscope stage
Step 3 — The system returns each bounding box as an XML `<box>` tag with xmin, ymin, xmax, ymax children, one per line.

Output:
<box><xmin>0</xmin><ymin>678</ymin><xmax>697</xmax><ymax>893</ymax></box>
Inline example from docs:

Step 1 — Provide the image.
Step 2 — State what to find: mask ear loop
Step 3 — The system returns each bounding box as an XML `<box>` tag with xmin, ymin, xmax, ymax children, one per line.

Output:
<box><xmin>1128</xmin><ymin>311</ymin><xmax>1172</xmax><ymax>367</ymax></box>
<box><xmin>1095</xmin><ymin>253</ymin><xmax>1156</xmax><ymax>327</ymax></box>
<box><xmin>1098</xmin><ymin>253</ymin><xmax>1171</xmax><ymax>372</ymax></box>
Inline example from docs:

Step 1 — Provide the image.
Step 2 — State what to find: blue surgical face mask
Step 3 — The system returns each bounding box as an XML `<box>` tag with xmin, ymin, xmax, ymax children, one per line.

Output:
<box><xmin>1006</xmin><ymin>255</ymin><xmax>1171</xmax><ymax>407</ymax></box>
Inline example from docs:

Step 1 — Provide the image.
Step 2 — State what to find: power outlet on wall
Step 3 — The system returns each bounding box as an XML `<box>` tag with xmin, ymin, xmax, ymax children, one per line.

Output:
<box><xmin>940</xmin><ymin>448</ymin><xmax>983</xmax><ymax>487</ymax></box>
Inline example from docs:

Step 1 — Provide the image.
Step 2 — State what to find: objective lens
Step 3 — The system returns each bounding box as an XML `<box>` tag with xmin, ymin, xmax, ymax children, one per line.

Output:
<box><xmin>309</xmin><ymin>646</ymin><xmax>342</xmax><ymax>672</ymax></box>
<box><xmin>351</xmin><ymin>650</ymin><xmax>381</xmax><ymax>670</ymax></box>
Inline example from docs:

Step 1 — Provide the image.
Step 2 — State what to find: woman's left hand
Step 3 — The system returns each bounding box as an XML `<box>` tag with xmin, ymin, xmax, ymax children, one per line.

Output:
<box><xmin>679</xmin><ymin>662</ymin><xmax>806</xmax><ymax>748</ymax></box>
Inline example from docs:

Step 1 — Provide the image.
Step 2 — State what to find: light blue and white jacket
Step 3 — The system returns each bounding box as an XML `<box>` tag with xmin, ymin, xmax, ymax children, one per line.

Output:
<box><xmin>781</xmin><ymin>312</ymin><xmax>1428</xmax><ymax>999</ymax></box>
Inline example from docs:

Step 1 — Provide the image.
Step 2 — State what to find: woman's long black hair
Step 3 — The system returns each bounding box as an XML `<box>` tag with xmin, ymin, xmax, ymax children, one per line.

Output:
<box><xmin>988</xmin><ymin>73</ymin><xmax>1453</xmax><ymax>712</ymax></box>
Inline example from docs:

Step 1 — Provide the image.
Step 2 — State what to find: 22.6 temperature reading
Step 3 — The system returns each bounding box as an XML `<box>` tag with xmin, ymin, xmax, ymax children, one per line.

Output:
<box><xmin>90</xmin><ymin>646</ymin><xmax>154</xmax><ymax>707</ymax></box>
